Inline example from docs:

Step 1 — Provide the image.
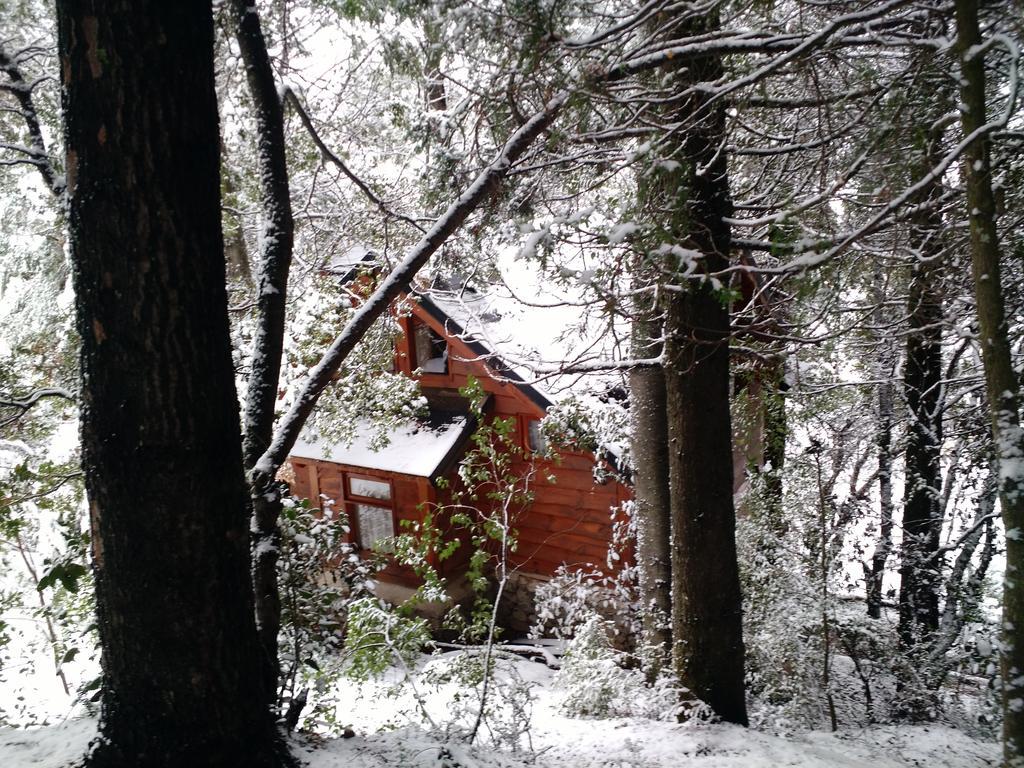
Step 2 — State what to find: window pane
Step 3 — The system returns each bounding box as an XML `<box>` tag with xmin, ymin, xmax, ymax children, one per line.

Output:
<box><xmin>356</xmin><ymin>504</ymin><xmax>394</xmax><ymax>551</ymax></box>
<box><xmin>414</xmin><ymin>323</ymin><xmax>447</xmax><ymax>373</ymax></box>
<box><xmin>528</xmin><ymin>420</ymin><xmax>548</xmax><ymax>452</ymax></box>
<box><xmin>349</xmin><ymin>476</ymin><xmax>391</xmax><ymax>501</ymax></box>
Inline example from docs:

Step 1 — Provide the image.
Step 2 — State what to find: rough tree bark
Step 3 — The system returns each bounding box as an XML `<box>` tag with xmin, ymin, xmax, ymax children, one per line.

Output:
<box><xmin>57</xmin><ymin>2</ymin><xmax>290</xmax><ymax>765</ymax></box>
<box><xmin>953</xmin><ymin>1</ymin><xmax>1024</xmax><ymax>764</ymax></box>
<box><xmin>659</xmin><ymin>9</ymin><xmax>748</xmax><ymax>726</ymax></box>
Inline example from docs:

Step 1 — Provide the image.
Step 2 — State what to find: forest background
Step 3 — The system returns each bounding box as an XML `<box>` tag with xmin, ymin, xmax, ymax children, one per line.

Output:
<box><xmin>0</xmin><ymin>0</ymin><xmax>1022</xmax><ymax>766</ymax></box>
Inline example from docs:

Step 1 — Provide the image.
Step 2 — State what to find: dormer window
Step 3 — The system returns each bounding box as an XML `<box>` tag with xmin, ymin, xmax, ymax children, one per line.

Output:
<box><xmin>414</xmin><ymin>321</ymin><xmax>448</xmax><ymax>374</ymax></box>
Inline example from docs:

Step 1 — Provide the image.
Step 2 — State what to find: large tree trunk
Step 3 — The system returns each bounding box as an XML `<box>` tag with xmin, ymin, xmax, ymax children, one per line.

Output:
<box><xmin>898</xmin><ymin>98</ymin><xmax>946</xmax><ymax>645</ymax></box>
<box><xmin>659</xmin><ymin>9</ymin><xmax>748</xmax><ymax>726</ymax></box>
<box><xmin>57</xmin><ymin>3</ymin><xmax>289</xmax><ymax>765</ymax></box>
<box><xmin>954</xmin><ymin>1</ymin><xmax>1024</xmax><ymax>764</ymax></box>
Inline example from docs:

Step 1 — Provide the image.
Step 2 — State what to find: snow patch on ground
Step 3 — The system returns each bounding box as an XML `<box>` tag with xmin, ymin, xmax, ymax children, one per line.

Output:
<box><xmin>0</xmin><ymin>717</ymin><xmax>997</xmax><ymax>768</ymax></box>
<box><xmin>0</xmin><ymin>658</ymin><xmax>999</xmax><ymax>767</ymax></box>
<box><xmin>0</xmin><ymin>718</ymin><xmax>94</xmax><ymax>767</ymax></box>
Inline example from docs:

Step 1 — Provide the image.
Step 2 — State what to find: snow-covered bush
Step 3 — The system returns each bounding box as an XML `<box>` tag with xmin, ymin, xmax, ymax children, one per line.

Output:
<box><xmin>530</xmin><ymin>501</ymin><xmax>639</xmax><ymax>650</ymax></box>
<box><xmin>343</xmin><ymin>598</ymin><xmax>432</xmax><ymax>684</ymax></box>
<box><xmin>530</xmin><ymin>563</ymin><xmax>637</xmax><ymax>650</ymax></box>
<box><xmin>276</xmin><ymin>492</ymin><xmax>384</xmax><ymax>733</ymax></box>
<box><xmin>738</xmin><ymin>469</ymin><xmax>1001</xmax><ymax>734</ymax></box>
<box><xmin>0</xmin><ymin>452</ymin><xmax>95</xmax><ymax>726</ymax></box>
<box><xmin>420</xmin><ymin>652</ymin><xmax>537</xmax><ymax>751</ymax></box>
<box><xmin>737</xmin><ymin>503</ymin><xmax>826</xmax><ymax>731</ymax></box>
<box><xmin>554</xmin><ymin>614</ymin><xmax>678</xmax><ymax>720</ymax></box>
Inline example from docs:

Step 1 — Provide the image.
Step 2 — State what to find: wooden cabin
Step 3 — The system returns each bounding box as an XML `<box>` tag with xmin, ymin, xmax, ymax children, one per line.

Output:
<box><xmin>285</xmin><ymin>274</ymin><xmax>631</xmax><ymax>628</ymax></box>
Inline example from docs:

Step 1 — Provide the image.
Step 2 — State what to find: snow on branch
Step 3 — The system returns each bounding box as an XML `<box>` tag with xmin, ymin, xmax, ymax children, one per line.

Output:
<box><xmin>765</xmin><ymin>80</ymin><xmax>1018</xmax><ymax>275</ymax></box>
<box><xmin>695</xmin><ymin>0</ymin><xmax>920</xmax><ymax>103</ymax></box>
<box><xmin>255</xmin><ymin>91</ymin><xmax>570</xmax><ymax>478</ymax></box>
<box><xmin>511</xmin><ymin>356</ymin><xmax>662</xmax><ymax>379</ymax></box>
<box><xmin>602</xmin><ymin>31</ymin><xmax>803</xmax><ymax>82</ymax></box>
<box><xmin>0</xmin><ymin>387</ymin><xmax>75</xmax><ymax>428</ymax></box>
<box><xmin>230</xmin><ymin>0</ymin><xmax>297</xmax><ymax>472</ymax></box>
<box><xmin>595</xmin><ymin>0</ymin><xmax>918</xmax><ymax>90</ymax></box>
<box><xmin>0</xmin><ymin>42</ymin><xmax>63</xmax><ymax>199</ymax></box>
<box><xmin>562</xmin><ymin>0</ymin><xmax>667</xmax><ymax>49</ymax></box>
<box><xmin>283</xmin><ymin>88</ymin><xmax>427</xmax><ymax>233</ymax></box>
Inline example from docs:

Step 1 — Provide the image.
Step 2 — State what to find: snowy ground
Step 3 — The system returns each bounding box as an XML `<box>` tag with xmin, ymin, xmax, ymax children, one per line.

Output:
<box><xmin>0</xmin><ymin>654</ymin><xmax>1000</xmax><ymax>767</ymax></box>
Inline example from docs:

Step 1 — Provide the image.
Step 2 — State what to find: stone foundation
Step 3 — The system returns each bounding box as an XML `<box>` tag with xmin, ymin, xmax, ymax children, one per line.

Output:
<box><xmin>496</xmin><ymin>571</ymin><xmax>547</xmax><ymax>635</ymax></box>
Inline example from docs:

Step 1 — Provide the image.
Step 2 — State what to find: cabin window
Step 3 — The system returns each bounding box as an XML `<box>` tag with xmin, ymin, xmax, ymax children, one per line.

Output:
<box><xmin>349</xmin><ymin>476</ymin><xmax>392</xmax><ymax>501</ymax></box>
<box><xmin>347</xmin><ymin>474</ymin><xmax>395</xmax><ymax>551</ymax></box>
<box><xmin>527</xmin><ymin>419</ymin><xmax>548</xmax><ymax>453</ymax></box>
<box><xmin>354</xmin><ymin>504</ymin><xmax>395</xmax><ymax>552</ymax></box>
<box><xmin>413</xmin><ymin>321</ymin><xmax>448</xmax><ymax>374</ymax></box>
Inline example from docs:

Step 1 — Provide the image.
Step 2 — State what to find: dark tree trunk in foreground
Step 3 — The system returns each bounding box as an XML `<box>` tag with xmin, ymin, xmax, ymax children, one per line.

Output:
<box><xmin>58</xmin><ymin>3</ymin><xmax>290</xmax><ymax>765</ymax></box>
<box><xmin>954</xmin><ymin>2</ymin><xmax>1024</xmax><ymax>764</ymax></box>
<box><xmin>658</xmin><ymin>10</ymin><xmax>748</xmax><ymax>726</ymax></box>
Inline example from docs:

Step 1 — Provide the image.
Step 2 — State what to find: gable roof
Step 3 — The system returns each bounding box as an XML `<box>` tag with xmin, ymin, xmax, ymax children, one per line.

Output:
<box><xmin>409</xmin><ymin>281</ymin><xmax>628</xmax><ymax>477</ymax></box>
<box><xmin>411</xmin><ymin>289</ymin><xmax>554</xmax><ymax>413</ymax></box>
<box><xmin>325</xmin><ymin>245</ymin><xmax>581</xmax><ymax>411</ymax></box>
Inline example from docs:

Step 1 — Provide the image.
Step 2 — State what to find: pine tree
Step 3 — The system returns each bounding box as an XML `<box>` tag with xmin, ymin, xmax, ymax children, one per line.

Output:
<box><xmin>57</xmin><ymin>2</ymin><xmax>291</xmax><ymax>764</ymax></box>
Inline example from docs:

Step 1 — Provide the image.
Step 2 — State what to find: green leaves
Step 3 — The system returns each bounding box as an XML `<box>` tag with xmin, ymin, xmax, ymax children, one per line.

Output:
<box><xmin>343</xmin><ymin>597</ymin><xmax>430</xmax><ymax>682</ymax></box>
<box><xmin>36</xmin><ymin>560</ymin><xmax>88</xmax><ymax>594</ymax></box>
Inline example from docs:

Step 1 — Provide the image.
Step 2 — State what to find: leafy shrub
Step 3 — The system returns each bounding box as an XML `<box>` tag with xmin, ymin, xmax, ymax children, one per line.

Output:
<box><xmin>554</xmin><ymin>614</ymin><xmax>678</xmax><ymax>720</ymax></box>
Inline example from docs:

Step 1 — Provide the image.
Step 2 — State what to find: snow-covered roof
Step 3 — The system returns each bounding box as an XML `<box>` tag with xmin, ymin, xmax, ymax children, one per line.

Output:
<box><xmin>325</xmin><ymin>245</ymin><xmax>387</xmax><ymax>282</ymax></box>
<box><xmin>413</xmin><ymin>276</ymin><xmax>629</xmax><ymax>470</ymax></box>
<box><xmin>291</xmin><ymin>410</ymin><xmax>476</xmax><ymax>479</ymax></box>
<box><xmin>415</xmin><ymin>289</ymin><xmax>554</xmax><ymax>411</ymax></box>
<box><xmin>412</xmin><ymin>255</ymin><xmax>623</xmax><ymax>404</ymax></box>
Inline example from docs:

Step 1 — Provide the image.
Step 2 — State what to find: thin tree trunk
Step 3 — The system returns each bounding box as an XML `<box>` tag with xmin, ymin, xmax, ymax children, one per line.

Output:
<box><xmin>230</xmin><ymin>4</ymin><xmax>295</xmax><ymax>470</ymax></box>
<box><xmin>762</xmin><ymin>365</ymin><xmax>787</xmax><ymax>538</ymax></box>
<box><xmin>423</xmin><ymin>18</ymin><xmax>447</xmax><ymax>113</ymax></box>
<box><xmin>867</xmin><ymin>271</ymin><xmax>894</xmax><ymax>620</ymax></box>
<box><xmin>629</xmin><ymin>295</ymin><xmax>672</xmax><ymax>677</ymax></box>
<box><xmin>813</xmin><ymin>452</ymin><xmax>839</xmax><ymax>731</ymax></box>
<box><xmin>925</xmin><ymin>472</ymin><xmax>997</xmax><ymax>687</ymax></box>
<box><xmin>0</xmin><ymin>42</ymin><xmax>65</xmax><ymax>198</ymax></box>
<box><xmin>57</xmin><ymin>3</ymin><xmax>290</xmax><ymax>764</ymax></box>
<box><xmin>954</xmin><ymin>2</ymin><xmax>1024</xmax><ymax>764</ymax></box>
<box><xmin>229</xmin><ymin>0</ymin><xmax>296</xmax><ymax>708</ymax></box>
